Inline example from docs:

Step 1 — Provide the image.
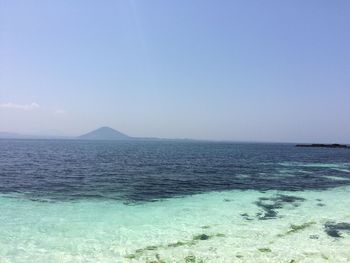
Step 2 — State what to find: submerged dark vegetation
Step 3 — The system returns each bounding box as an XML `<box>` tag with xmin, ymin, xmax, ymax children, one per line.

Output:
<box><xmin>240</xmin><ymin>194</ymin><xmax>306</xmax><ymax>221</ymax></box>
<box><xmin>324</xmin><ymin>222</ymin><xmax>350</xmax><ymax>238</ymax></box>
<box><xmin>123</xmin><ymin>194</ymin><xmax>350</xmax><ymax>262</ymax></box>
<box><xmin>125</xmin><ymin>232</ymin><xmax>226</xmax><ymax>260</ymax></box>
<box><xmin>254</xmin><ymin>194</ymin><xmax>305</xmax><ymax>220</ymax></box>
<box><xmin>240</xmin><ymin>194</ymin><xmax>350</xmax><ymax>239</ymax></box>
<box><xmin>1</xmin><ymin>140</ymin><xmax>350</xmax><ymax>202</ymax></box>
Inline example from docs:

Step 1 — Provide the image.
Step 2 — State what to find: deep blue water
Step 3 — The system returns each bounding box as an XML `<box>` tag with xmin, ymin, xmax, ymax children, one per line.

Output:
<box><xmin>1</xmin><ymin>139</ymin><xmax>350</xmax><ymax>202</ymax></box>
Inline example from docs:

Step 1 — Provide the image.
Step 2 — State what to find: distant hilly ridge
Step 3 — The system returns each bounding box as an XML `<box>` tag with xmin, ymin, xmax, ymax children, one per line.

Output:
<box><xmin>0</xmin><ymin>132</ymin><xmax>22</xmax><ymax>139</ymax></box>
<box><xmin>0</xmin><ymin>127</ymin><xmax>133</xmax><ymax>140</ymax></box>
<box><xmin>0</xmin><ymin>131</ymin><xmax>70</xmax><ymax>139</ymax></box>
<box><xmin>77</xmin><ymin>127</ymin><xmax>132</xmax><ymax>140</ymax></box>
<box><xmin>0</xmin><ymin>127</ymin><xmax>198</xmax><ymax>141</ymax></box>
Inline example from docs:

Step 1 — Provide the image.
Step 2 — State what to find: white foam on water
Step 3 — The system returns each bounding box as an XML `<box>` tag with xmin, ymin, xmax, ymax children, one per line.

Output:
<box><xmin>1</xmin><ymin>186</ymin><xmax>350</xmax><ymax>262</ymax></box>
<box><xmin>279</xmin><ymin>162</ymin><xmax>350</xmax><ymax>169</ymax></box>
<box><xmin>332</xmin><ymin>168</ymin><xmax>350</xmax><ymax>173</ymax></box>
<box><xmin>323</xmin><ymin>176</ymin><xmax>350</xmax><ymax>181</ymax></box>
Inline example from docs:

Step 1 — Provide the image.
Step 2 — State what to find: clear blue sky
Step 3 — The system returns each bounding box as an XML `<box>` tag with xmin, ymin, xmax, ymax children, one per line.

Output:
<box><xmin>1</xmin><ymin>0</ymin><xmax>350</xmax><ymax>142</ymax></box>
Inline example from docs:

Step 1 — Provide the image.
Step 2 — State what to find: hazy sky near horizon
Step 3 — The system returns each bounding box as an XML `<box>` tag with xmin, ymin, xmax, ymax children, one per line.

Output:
<box><xmin>1</xmin><ymin>1</ymin><xmax>350</xmax><ymax>142</ymax></box>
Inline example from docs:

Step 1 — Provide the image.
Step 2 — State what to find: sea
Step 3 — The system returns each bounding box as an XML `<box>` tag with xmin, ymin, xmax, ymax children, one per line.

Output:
<box><xmin>0</xmin><ymin>139</ymin><xmax>350</xmax><ymax>263</ymax></box>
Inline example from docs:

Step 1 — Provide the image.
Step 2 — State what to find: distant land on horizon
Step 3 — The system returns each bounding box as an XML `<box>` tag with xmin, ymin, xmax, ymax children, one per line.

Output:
<box><xmin>77</xmin><ymin>126</ymin><xmax>132</xmax><ymax>140</ymax></box>
<box><xmin>0</xmin><ymin>127</ymin><xmax>134</xmax><ymax>140</ymax></box>
<box><xmin>0</xmin><ymin>131</ymin><xmax>23</xmax><ymax>139</ymax></box>
<box><xmin>0</xmin><ymin>127</ymin><xmax>349</xmax><ymax>145</ymax></box>
<box><xmin>0</xmin><ymin>131</ymin><xmax>71</xmax><ymax>140</ymax></box>
<box><xmin>77</xmin><ymin>127</ymin><xmax>197</xmax><ymax>141</ymax></box>
<box><xmin>0</xmin><ymin>127</ymin><xmax>194</xmax><ymax>142</ymax></box>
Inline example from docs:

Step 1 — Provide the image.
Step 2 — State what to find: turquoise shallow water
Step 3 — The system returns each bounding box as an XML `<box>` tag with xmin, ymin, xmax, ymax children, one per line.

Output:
<box><xmin>1</xmin><ymin>186</ymin><xmax>350</xmax><ymax>262</ymax></box>
<box><xmin>1</xmin><ymin>140</ymin><xmax>350</xmax><ymax>262</ymax></box>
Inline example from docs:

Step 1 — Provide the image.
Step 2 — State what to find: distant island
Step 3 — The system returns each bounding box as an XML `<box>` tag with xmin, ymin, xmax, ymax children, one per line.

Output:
<box><xmin>77</xmin><ymin>127</ymin><xmax>197</xmax><ymax>141</ymax></box>
<box><xmin>296</xmin><ymin>144</ymin><xmax>350</xmax><ymax>149</ymax></box>
<box><xmin>77</xmin><ymin>127</ymin><xmax>132</xmax><ymax>140</ymax></box>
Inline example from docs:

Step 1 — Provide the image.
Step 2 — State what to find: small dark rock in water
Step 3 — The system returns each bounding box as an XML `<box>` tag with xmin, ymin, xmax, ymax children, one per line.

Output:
<box><xmin>185</xmin><ymin>255</ymin><xmax>196</xmax><ymax>263</ymax></box>
<box><xmin>224</xmin><ymin>199</ymin><xmax>233</xmax><ymax>202</ymax></box>
<box><xmin>258</xmin><ymin>248</ymin><xmax>271</xmax><ymax>253</ymax></box>
<box><xmin>192</xmin><ymin>233</ymin><xmax>225</xmax><ymax>242</ymax></box>
<box><xmin>260</xmin><ymin>209</ymin><xmax>278</xmax><ymax>220</ymax></box>
<box><xmin>325</xmin><ymin>228</ymin><xmax>342</xmax><ymax>238</ymax></box>
<box><xmin>167</xmin><ymin>241</ymin><xmax>186</xmax><ymax>248</ymax></box>
<box><xmin>193</xmin><ymin>234</ymin><xmax>210</xmax><ymax>241</ymax></box>
<box><xmin>295</xmin><ymin>144</ymin><xmax>350</xmax><ymax>149</ymax></box>
<box><xmin>278</xmin><ymin>194</ymin><xmax>305</xmax><ymax>203</ymax></box>
<box><xmin>145</xmin><ymin>245</ymin><xmax>158</xmax><ymax>251</ymax></box>
<box><xmin>316</xmin><ymin>199</ymin><xmax>322</xmax><ymax>202</ymax></box>
<box><xmin>324</xmin><ymin>221</ymin><xmax>350</xmax><ymax>238</ymax></box>
<box><xmin>317</xmin><ymin>203</ymin><xmax>326</xmax><ymax>207</ymax></box>
<box><xmin>124</xmin><ymin>253</ymin><xmax>137</xmax><ymax>259</ymax></box>
<box><xmin>154</xmin><ymin>254</ymin><xmax>166</xmax><ymax>263</ymax></box>
<box><xmin>240</xmin><ymin>213</ymin><xmax>254</xmax><ymax>221</ymax></box>
<box><xmin>309</xmin><ymin>234</ymin><xmax>319</xmax><ymax>239</ymax></box>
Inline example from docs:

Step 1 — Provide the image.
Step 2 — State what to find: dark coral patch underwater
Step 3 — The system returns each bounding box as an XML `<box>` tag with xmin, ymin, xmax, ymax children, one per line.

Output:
<box><xmin>254</xmin><ymin>194</ymin><xmax>305</xmax><ymax>220</ymax></box>
<box><xmin>324</xmin><ymin>221</ymin><xmax>350</xmax><ymax>238</ymax></box>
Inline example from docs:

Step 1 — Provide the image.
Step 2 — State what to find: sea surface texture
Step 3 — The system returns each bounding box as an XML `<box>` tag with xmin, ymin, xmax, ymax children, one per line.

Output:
<box><xmin>1</xmin><ymin>140</ymin><xmax>350</xmax><ymax>262</ymax></box>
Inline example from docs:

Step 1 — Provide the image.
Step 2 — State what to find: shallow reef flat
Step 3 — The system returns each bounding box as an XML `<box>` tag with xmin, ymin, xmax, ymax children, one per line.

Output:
<box><xmin>1</xmin><ymin>186</ymin><xmax>350</xmax><ymax>263</ymax></box>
